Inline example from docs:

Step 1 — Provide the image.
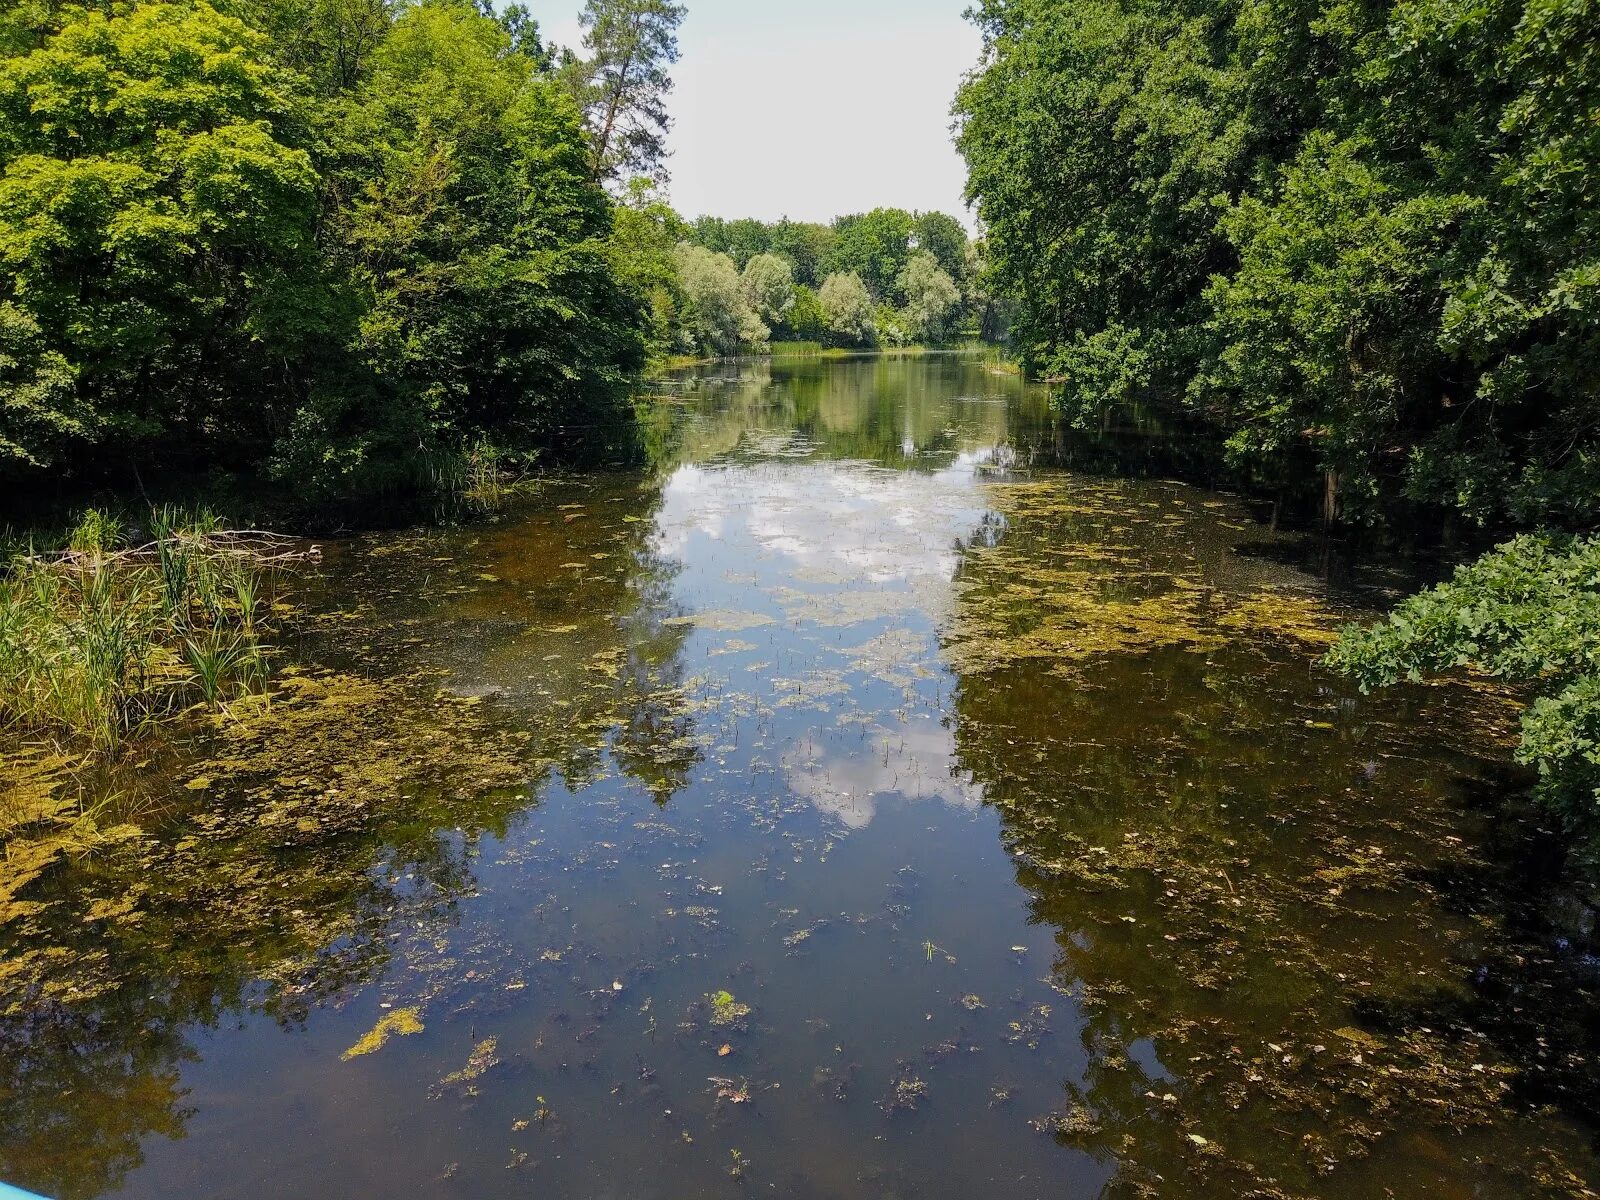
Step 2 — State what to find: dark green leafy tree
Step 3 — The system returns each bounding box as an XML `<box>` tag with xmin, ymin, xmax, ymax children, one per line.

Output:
<box><xmin>234</xmin><ymin>0</ymin><xmax>395</xmax><ymax>93</ymax></box>
<box><xmin>0</xmin><ymin>0</ymin><xmax>323</xmax><ymax>473</ymax></box>
<box><xmin>608</xmin><ymin>178</ymin><xmax>688</xmax><ymax>358</ymax></box>
<box><xmin>275</xmin><ymin>0</ymin><xmax>644</xmax><ymax>495</ymax></box>
<box><xmin>768</xmin><ymin>218</ymin><xmax>834</xmax><ymax>288</ymax></box>
<box><xmin>912</xmin><ymin>210</ymin><xmax>969</xmax><ymax>287</ymax></box>
<box><xmin>783</xmin><ymin>284</ymin><xmax>829</xmax><ymax>343</ymax></box>
<box><xmin>826</xmin><ymin>207</ymin><xmax>915</xmax><ymax>303</ymax></box>
<box><xmin>720</xmin><ymin>218</ymin><xmax>775</xmax><ymax>268</ymax></box>
<box><xmin>0</xmin><ymin>0</ymin><xmax>652</xmax><ymax>500</ymax></box>
<box><xmin>956</xmin><ymin>0</ymin><xmax>1597</xmax><ymax>527</ymax></box>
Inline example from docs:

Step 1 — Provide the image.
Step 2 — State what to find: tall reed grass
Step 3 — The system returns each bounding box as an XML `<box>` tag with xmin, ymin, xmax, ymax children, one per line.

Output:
<box><xmin>0</xmin><ymin>508</ymin><xmax>308</xmax><ymax>751</ymax></box>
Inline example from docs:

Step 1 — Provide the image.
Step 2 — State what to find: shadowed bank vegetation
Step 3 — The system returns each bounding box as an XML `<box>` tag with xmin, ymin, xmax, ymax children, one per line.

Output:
<box><xmin>0</xmin><ymin>0</ymin><xmax>661</xmax><ymax>505</ymax></box>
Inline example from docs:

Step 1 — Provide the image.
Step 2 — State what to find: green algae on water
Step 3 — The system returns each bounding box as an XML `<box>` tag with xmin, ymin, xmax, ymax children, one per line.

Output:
<box><xmin>343</xmin><ymin>1008</ymin><xmax>425</xmax><ymax>1060</ymax></box>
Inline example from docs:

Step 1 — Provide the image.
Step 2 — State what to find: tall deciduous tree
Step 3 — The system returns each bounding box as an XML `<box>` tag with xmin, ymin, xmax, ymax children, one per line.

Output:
<box><xmin>741</xmin><ymin>253</ymin><xmax>795</xmax><ymax>326</ymax></box>
<box><xmin>827</xmin><ymin>208</ymin><xmax>914</xmax><ymax>303</ymax></box>
<box><xmin>912</xmin><ymin>211</ymin><xmax>969</xmax><ymax>287</ymax></box>
<box><xmin>956</xmin><ymin>0</ymin><xmax>1600</xmax><ymax>821</ymax></box>
<box><xmin>0</xmin><ymin>0</ymin><xmax>322</xmax><ymax>470</ymax></box>
<box><xmin>569</xmin><ymin>0</ymin><xmax>686</xmax><ymax>184</ymax></box>
<box><xmin>898</xmin><ymin>251</ymin><xmax>961</xmax><ymax>344</ymax></box>
<box><xmin>673</xmin><ymin>243</ymin><xmax>765</xmax><ymax>355</ymax></box>
<box><xmin>0</xmin><ymin>0</ymin><xmax>650</xmax><ymax>498</ymax></box>
<box><xmin>818</xmin><ymin>272</ymin><xmax>875</xmax><ymax>347</ymax></box>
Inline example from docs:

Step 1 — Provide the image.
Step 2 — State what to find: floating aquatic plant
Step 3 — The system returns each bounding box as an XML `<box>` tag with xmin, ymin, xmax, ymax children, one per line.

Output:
<box><xmin>342</xmin><ymin>1008</ymin><xmax>424</xmax><ymax>1060</ymax></box>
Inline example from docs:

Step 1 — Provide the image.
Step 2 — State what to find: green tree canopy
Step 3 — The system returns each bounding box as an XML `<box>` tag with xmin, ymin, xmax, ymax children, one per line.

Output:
<box><xmin>672</xmin><ymin>242</ymin><xmax>765</xmax><ymax>355</ymax></box>
<box><xmin>912</xmin><ymin>210</ymin><xmax>969</xmax><ymax>286</ymax></box>
<box><xmin>0</xmin><ymin>0</ymin><xmax>321</xmax><ymax>471</ymax></box>
<box><xmin>0</xmin><ymin>0</ymin><xmax>651</xmax><ymax>500</ymax></box>
<box><xmin>740</xmin><ymin>252</ymin><xmax>795</xmax><ymax>327</ymax></box>
<box><xmin>898</xmin><ymin>250</ymin><xmax>961</xmax><ymax>344</ymax></box>
<box><xmin>818</xmin><ymin>271</ymin><xmax>874</xmax><ymax>347</ymax></box>
<box><xmin>768</xmin><ymin>218</ymin><xmax>834</xmax><ymax>288</ymax></box>
<box><xmin>956</xmin><ymin>0</ymin><xmax>1599</xmax><ymax>528</ymax></box>
<box><xmin>826</xmin><ymin>207</ymin><xmax>915</xmax><ymax>303</ymax></box>
<box><xmin>566</xmin><ymin>0</ymin><xmax>685</xmax><ymax>183</ymax></box>
<box><xmin>956</xmin><ymin>0</ymin><xmax>1600</xmax><ymax>822</ymax></box>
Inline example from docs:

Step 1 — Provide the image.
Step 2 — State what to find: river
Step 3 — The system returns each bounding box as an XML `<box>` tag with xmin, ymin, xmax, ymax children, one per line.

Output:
<box><xmin>2</xmin><ymin>353</ymin><xmax>1596</xmax><ymax>1199</ymax></box>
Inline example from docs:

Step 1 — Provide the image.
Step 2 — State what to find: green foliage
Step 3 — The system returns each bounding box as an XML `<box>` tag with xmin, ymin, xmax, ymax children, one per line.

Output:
<box><xmin>0</xmin><ymin>0</ymin><xmax>650</xmax><ymax>501</ymax></box>
<box><xmin>1328</xmin><ymin>536</ymin><xmax>1600</xmax><ymax>820</ymax></box>
<box><xmin>0</xmin><ymin>0</ymin><xmax>320</xmax><ymax>472</ymax></box>
<box><xmin>672</xmin><ymin>243</ymin><xmax>767</xmax><ymax>356</ymax></box>
<box><xmin>740</xmin><ymin>252</ymin><xmax>795</xmax><ymax>327</ymax></box>
<box><xmin>689</xmin><ymin>216</ymin><xmax>775</xmax><ymax>268</ymax></box>
<box><xmin>818</xmin><ymin>272</ymin><xmax>875</xmax><ymax>347</ymax></box>
<box><xmin>608</xmin><ymin>178</ymin><xmax>688</xmax><ymax>358</ymax></box>
<box><xmin>1197</xmin><ymin>133</ymin><xmax>1467</xmax><ymax>517</ymax></box>
<box><xmin>0</xmin><ymin>300</ymin><xmax>79</xmax><ymax>465</ymax></box>
<box><xmin>673</xmin><ymin>209</ymin><xmax>980</xmax><ymax>347</ymax></box>
<box><xmin>784</xmin><ymin>285</ymin><xmax>829</xmax><ymax>344</ymax></box>
<box><xmin>566</xmin><ymin>0</ymin><xmax>685</xmax><ymax>183</ymax></box>
<box><xmin>897</xmin><ymin>250</ymin><xmax>961</xmax><ymax>344</ymax></box>
<box><xmin>768</xmin><ymin>218</ymin><xmax>835</xmax><ymax>288</ymax></box>
<box><xmin>827</xmin><ymin>208</ymin><xmax>916</xmax><ymax>304</ymax></box>
<box><xmin>956</xmin><ymin>0</ymin><xmax>1598</xmax><ymax>529</ymax></box>
<box><xmin>912</xmin><ymin>211</ymin><xmax>969</xmax><ymax>285</ymax></box>
<box><xmin>273</xmin><ymin>0</ymin><xmax>643</xmax><ymax>499</ymax></box>
<box><xmin>957</xmin><ymin>0</ymin><xmax>1599</xmax><ymax>822</ymax></box>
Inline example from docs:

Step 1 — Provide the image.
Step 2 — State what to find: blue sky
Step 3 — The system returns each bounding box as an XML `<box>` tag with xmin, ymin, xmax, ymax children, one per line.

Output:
<box><xmin>533</xmin><ymin>1</ymin><xmax>983</xmax><ymax>226</ymax></box>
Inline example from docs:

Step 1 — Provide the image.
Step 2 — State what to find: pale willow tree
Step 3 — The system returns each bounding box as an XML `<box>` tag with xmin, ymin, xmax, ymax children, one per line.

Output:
<box><xmin>741</xmin><ymin>253</ymin><xmax>796</xmax><ymax>327</ymax></box>
<box><xmin>673</xmin><ymin>243</ymin><xmax>767</xmax><ymax>356</ymax></box>
<box><xmin>898</xmin><ymin>250</ymin><xmax>961</xmax><ymax>343</ymax></box>
<box><xmin>819</xmin><ymin>272</ymin><xmax>875</xmax><ymax>347</ymax></box>
<box><xmin>570</xmin><ymin>0</ymin><xmax>686</xmax><ymax>184</ymax></box>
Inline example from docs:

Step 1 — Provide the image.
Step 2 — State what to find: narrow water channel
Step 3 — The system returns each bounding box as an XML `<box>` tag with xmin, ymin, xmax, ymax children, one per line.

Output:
<box><xmin>4</xmin><ymin>355</ymin><xmax>1597</xmax><ymax>1199</ymax></box>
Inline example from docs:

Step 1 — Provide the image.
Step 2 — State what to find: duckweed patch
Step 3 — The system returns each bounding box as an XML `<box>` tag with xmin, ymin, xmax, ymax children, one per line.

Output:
<box><xmin>0</xmin><ymin>669</ymin><xmax>536</xmax><ymax>1017</ymax></box>
<box><xmin>344</xmin><ymin>1007</ymin><xmax>424</xmax><ymax>1059</ymax></box>
<box><xmin>944</xmin><ymin>481</ymin><xmax>1347</xmax><ymax>680</ymax></box>
<box><xmin>707</xmin><ymin>989</ymin><xmax>753</xmax><ymax>1028</ymax></box>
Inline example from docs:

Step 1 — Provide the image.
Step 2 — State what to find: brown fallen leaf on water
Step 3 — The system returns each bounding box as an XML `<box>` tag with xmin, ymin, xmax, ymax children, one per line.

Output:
<box><xmin>718</xmin><ymin>1044</ymin><xmax>732</xmax><ymax>1057</ymax></box>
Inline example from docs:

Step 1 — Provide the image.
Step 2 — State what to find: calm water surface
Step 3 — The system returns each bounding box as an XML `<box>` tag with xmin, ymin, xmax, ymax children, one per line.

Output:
<box><xmin>5</xmin><ymin>356</ymin><xmax>1598</xmax><ymax>1199</ymax></box>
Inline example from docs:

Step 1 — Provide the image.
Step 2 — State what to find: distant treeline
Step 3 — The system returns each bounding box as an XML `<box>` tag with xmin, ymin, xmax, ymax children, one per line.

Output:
<box><xmin>612</xmin><ymin>199</ymin><xmax>1010</xmax><ymax>358</ymax></box>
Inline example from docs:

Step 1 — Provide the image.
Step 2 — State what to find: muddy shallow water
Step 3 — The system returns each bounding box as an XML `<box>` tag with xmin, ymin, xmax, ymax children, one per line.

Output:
<box><xmin>3</xmin><ymin>355</ymin><xmax>1598</xmax><ymax>1199</ymax></box>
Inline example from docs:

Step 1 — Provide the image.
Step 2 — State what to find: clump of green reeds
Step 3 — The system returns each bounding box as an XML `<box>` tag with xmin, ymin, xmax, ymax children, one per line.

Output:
<box><xmin>0</xmin><ymin>508</ymin><xmax>311</xmax><ymax>751</ymax></box>
<box><xmin>766</xmin><ymin>341</ymin><xmax>826</xmax><ymax>358</ymax></box>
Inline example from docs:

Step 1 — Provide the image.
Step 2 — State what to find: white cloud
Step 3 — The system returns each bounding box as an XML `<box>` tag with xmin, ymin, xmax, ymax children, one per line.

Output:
<box><xmin>782</xmin><ymin>718</ymin><xmax>983</xmax><ymax>829</ymax></box>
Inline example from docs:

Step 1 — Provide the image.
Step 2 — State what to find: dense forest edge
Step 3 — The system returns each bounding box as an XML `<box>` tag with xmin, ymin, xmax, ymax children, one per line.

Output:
<box><xmin>954</xmin><ymin>0</ymin><xmax>1598</xmax><ymax>828</ymax></box>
